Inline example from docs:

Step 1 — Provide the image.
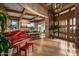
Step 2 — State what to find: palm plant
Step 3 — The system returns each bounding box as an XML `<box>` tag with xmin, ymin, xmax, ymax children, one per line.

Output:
<box><xmin>49</xmin><ymin>21</ymin><xmax>58</xmax><ymax>38</ymax></box>
<box><xmin>49</xmin><ymin>25</ymin><xmax>58</xmax><ymax>33</ymax></box>
<box><xmin>0</xmin><ymin>12</ymin><xmax>9</xmax><ymax>55</ymax></box>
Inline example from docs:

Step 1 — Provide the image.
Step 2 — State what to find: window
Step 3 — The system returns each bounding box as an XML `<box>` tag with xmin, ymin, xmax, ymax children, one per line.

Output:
<box><xmin>73</xmin><ymin>26</ymin><xmax>76</xmax><ymax>33</ymax></box>
<box><xmin>26</xmin><ymin>23</ymin><xmax>35</xmax><ymax>32</ymax></box>
<box><xmin>70</xmin><ymin>36</ymin><xmax>72</xmax><ymax>39</ymax></box>
<box><xmin>70</xmin><ymin>18</ymin><xmax>73</xmax><ymax>25</ymax></box>
<box><xmin>38</xmin><ymin>23</ymin><xmax>45</xmax><ymax>32</ymax></box>
<box><xmin>73</xmin><ymin>17</ymin><xmax>76</xmax><ymax>25</ymax></box>
<box><xmin>10</xmin><ymin>20</ymin><xmax>17</xmax><ymax>29</ymax></box>
<box><xmin>70</xmin><ymin>27</ymin><xmax>73</xmax><ymax>33</ymax></box>
<box><xmin>65</xmin><ymin>27</ymin><xmax>67</xmax><ymax>32</ymax></box>
<box><xmin>27</xmin><ymin>23</ymin><xmax>35</xmax><ymax>27</ymax></box>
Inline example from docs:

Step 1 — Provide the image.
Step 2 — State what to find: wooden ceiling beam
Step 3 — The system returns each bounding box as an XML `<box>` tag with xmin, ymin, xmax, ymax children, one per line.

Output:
<box><xmin>9</xmin><ymin>16</ymin><xmax>19</xmax><ymax>19</ymax></box>
<box><xmin>30</xmin><ymin>16</ymin><xmax>38</xmax><ymax>21</ymax></box>
<box><xmin>30</xmin><ymin>19</ymin><xmax>45</xmax><ymax>22</ymax></box>
<box><xmin>22</xmin><ymin>18</ymin><xmax>32</xmax><ymax>20</ymax></box>
<box><xmin>5</xmin><ymin>3</ymin><xmax>45</xmax><ymax>21</ymax></box>
<box><xmin>19</xmin><ymin>8</ymin><xmax>26</xmax><ymax>20</ymax></box>
<box><xmin>5</xmin><ymin>8</ymin><xmax>38</xmax><ymax>17</ymax></box>
<box><xmin>18</xmin><ymin>7</ymin><xmax>36</xmax><ymax>21</ymax></box>
<box><xmin>24</xmin><ymin>12</ymin><xmax>38</xmax><ymax>16</ymax></box>
<box><xmin>18</xmin><ymin>3</ymin><xmax>38</xmax><ymax>17</ymax></box>
<box><xmin>55</xmin><ymin>4</ymin><xmax>75</xmax><ymax>14</ymax></box>
<box><xmin>5</xmin><ymin>8</ymin><xmax>22</xmax><ymax>13</ymax></box>
<box><xmin>9</xmin><ymin>16</ymin><xmax>32</xmax><ymax>20</ymax></box>
<box><xmin>29</xmin><ymin>15</ymin><xmax>45</xmax><ymax>22</ymax></box>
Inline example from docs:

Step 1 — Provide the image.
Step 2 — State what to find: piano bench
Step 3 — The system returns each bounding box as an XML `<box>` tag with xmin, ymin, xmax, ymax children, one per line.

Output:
<box><xmin>20</xmin><ymin>43</ymin><xmax>33</xmax><ymax>56</ymax></box>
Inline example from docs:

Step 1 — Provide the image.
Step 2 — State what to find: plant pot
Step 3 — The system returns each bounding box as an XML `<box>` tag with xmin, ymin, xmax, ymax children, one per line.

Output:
<box><xmin>0</xmin><ymin>52</ymin><xmax>6</xmax><ymax>56</ymax></box>
<box><xmin>0</xmin><ymin>51</ymin><xmax>8</xmax><ymax>56</ymax></box>
<box><xmin>0</xmin><ymin>48</ymin><xmax>14</xmax><ymax>56</ymax></box>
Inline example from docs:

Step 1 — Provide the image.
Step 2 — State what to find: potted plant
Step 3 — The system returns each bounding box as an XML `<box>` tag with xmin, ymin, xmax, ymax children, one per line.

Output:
<box><xmin>0</xmin><ymin>12</ymin><xmax>9</xmax><ymax>56</ymax></box>
<box><xmin>49</xmin><ymin>23</ymin><xmax>58</xmax><ymax>38</ymax></box>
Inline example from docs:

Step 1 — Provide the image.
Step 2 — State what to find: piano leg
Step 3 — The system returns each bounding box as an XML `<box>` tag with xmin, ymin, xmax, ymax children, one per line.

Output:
<box><xmin>17</xmin><ymin>44</ymin><xmax>20</xmax><ymax>55</ymax></box>
<box><xmin>8</xmin><ymin>48</ymin><xmax>13</xmax><ymax>56</ymax></box>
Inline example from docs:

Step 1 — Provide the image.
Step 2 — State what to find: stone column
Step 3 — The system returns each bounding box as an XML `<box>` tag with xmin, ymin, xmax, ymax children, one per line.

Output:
<box><xmin>45</xmin><ymin>18</ymin><xmax>49</xmax><ymax>38</ymax></box>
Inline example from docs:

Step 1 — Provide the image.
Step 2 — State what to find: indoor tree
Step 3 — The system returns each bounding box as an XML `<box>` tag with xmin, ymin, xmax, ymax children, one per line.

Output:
<box><xmin>0</xmin><ymin>12</ymin><xmax>9</xmax><ymax>56</ymax></box>
<box><xmin>49</xmin><ymin>20</ymin><xmax>58</xmax><ymax>38</ymax></box>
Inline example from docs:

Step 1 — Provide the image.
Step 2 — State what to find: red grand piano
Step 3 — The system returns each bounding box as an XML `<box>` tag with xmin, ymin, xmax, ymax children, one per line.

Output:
<box><xmin>3</xmin><ymin>30</ymin><xmax>32</xmax><ymax>55</ymax></box>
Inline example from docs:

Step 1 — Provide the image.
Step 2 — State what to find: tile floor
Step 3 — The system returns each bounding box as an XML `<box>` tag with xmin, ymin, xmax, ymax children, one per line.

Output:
<box><xmin>13</xmin><ymin>38</ymin><xmax>79</xmax><ymax>56</ymax></box>
<box><xmin>31</xmin><ymin>38</ymin><xmax>79</xmax><ymax>56</ymax></box>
